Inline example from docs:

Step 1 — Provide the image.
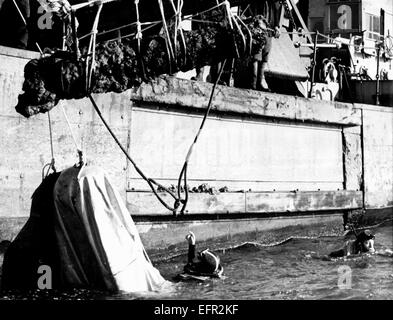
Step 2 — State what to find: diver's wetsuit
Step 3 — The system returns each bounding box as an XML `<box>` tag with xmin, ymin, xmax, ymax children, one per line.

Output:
<box><xmin>329</xmin><ymin>240</ymin><xmax>357</xmax><ymax>258</ymax></box>
<box><xmin>184</xmin><ymin>244</ymin><xmax>219</xmax><ymax>275</ymax></box>
<box><xmin>329</xmin><ymin>230</ymin><xmax>375</xmax><ymax>258</ymax></box>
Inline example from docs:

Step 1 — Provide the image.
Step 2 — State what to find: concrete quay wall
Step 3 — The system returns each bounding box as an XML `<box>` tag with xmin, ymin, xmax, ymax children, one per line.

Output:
<box><xmin>0</xmin><ymin>46</ymin><xmax>392</xmax><ymax>250</ymax></box>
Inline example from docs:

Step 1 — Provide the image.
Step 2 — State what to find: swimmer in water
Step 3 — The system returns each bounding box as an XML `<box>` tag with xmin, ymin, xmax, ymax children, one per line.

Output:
<box><xmin>183</xmin><ymin>231</ymin><xmax>223</xmax><ymax>277</ymax></box>
<box><xmin>329</xmin><ymin>229</ymin><xmax>375</xmax><ymax>258</ymax></box>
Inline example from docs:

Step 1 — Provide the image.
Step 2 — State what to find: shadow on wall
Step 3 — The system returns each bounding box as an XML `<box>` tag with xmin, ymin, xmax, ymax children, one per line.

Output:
<box><xmin>0</xmin><ymin>240</ymin><xmax>11</xmax><ymax>286</ymax></box>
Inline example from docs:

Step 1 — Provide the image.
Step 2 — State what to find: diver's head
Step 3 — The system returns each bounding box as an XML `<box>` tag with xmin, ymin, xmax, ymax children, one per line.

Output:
<box><xmin>356</xmin><ymin>230</ymin><xmax>375</xmax><ymax>253</ymax></box>
<box><xmin>198</xmin><ymin>249</ymin><xmax>220</xmax><ymax>273</ymax></box>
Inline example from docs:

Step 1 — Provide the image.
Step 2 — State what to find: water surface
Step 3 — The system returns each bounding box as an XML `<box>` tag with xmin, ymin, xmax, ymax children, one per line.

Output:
<box><xmin>1</xmin><ymin>223</ymin><xmax>392</xmax><ymax>300</ymax></box>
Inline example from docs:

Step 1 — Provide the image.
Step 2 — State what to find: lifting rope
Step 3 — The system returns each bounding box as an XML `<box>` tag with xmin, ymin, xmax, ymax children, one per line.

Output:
<box><xmin>168</xmin><ymin>0</ymin><xmax>187</xmax><ymax>65</ymax></box>
<box><xmin>176</xmin><ymin>59</ymin><xmax>227</xmax><ymax>214</ymax></box>
<box><xmin>157</xmin><ymin>0</ymin><xmax>175</xmax><ymax>72</ymax></box>
<box><xmin>85</xmin><ymin>2</ymin><xmax>104</xmax><ymax>93</ymax></box>
<box><xmin>88</xmin><ymin>94</ymin><xmax>179</xmax><ymax>213</ymax></box>
<box><xmin>134</xmin><ymin>0</ymin><xmax>148</xmax><ymax>81</ymax></box>
<box><xmin>61</xmin><ymin>104</ymin><xmax>84</xmax><ymax>167</ymax></box>
<box><xmin>87</xmin><ymin>59</ymin><xmax>227</xmax><ymax>216</ymax></box>
<box><xmin>42</xmin><ymin>111</ymin><xmax>57</xmax><ymax>180</ymax></box>
<box><xmin>11</xmin><ymin>0</ymin><xmax>43</xmax><ymax>53</ymax></box>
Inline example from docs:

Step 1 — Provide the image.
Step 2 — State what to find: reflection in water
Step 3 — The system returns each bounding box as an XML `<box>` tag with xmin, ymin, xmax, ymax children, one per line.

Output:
<box><xmin>1</xmin><ymin>224</ymin><xmax>392</xmax><ymax>300</ymax></box>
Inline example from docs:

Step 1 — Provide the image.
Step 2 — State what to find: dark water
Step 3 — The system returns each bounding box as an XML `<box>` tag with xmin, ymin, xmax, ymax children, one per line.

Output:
<box><xmin>1</xmin><ymin>224</ymin><xmax>392</xmax><ymax>300</ymax></box>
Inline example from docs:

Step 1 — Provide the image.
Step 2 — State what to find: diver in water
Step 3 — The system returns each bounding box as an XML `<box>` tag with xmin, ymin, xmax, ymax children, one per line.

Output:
<box><xmin>183</xmin><ymin>231</ymin><xmax>223</xmax><ymax>277</ymax></box>
<box><xmin>329</xmin><ymin>229</ymin><xmax>375</xmax><ymax>258</ymax></box>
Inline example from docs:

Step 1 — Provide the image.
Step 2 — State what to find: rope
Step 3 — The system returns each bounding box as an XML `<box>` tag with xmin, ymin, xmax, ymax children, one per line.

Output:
<box><xmin>183</xmin><ymin>18</ymin><xmax>220</xmax><ymax>25</ymax></box>
<box><xmin>80</xmin><ymin>23</ymin><xmax>134</xmax><ymax>40</ymax></box>
<box><xmin>89</xmin><ymin>20</ymin><xmax>163</xmax><ymax>41</ymax></box>
<box><xmin>135</xmin><ymin>0</ymin><xmax>142</xmax><ymax>48</ymax></box>
<box><xmin>157</xmin><ymin>0</ymin><xmax>175</xmax><ymax>72</ymax></box>
<box><xmin>87</xmin><ymin>58</ymin><xmax>227</xmax><ymax>215</ymax></box>
<box><xmin>12</xmin><ymin>0</ymin><xmax>27</xmax><ymax>25</ymax></box>
<box><xmin>187</xmin><ymin>2</ymin><xmax>223</xmax><ymax>20</ymax></box>
<box><xmin>176</xmin><ymin>59</ymin><xmax>227</xmax><ymax>214</ymax></box>
<box><xmin>168</xmin><ymin>0</ymin><xmax>187</xmax><ymax>65</ymax></box>
<box><xmin>224</xmin><ymin>0</ymin><xmax>246</xmax><ymax>57</ymax></box>
<box><xmin>61</xmin><ymin>104</ymin><xmax>84</xmax><ymax>166</ymax></box>
<box><xmin>88</xmin><ymin>94</ymin><xmax>180</xmax><ymax>213</ymax></box>
<box><xmin>104</xmin><ymin>0</ymin><xmax>226</xmax><ymax>44</ymax></box>
<box><xmin>228</xmin><ymin>236</ymin><xmax>324</xmax><ymax>249</ymax></box>
<box><xmin>48</xmin><ymin>111</ymin><xmax>55</xmax><ymax>164</ymax></box>
<box><xmin>71</xmin><ymin>0</ymin><xmax>117</xmax><ymax>11</ymax></box>
<box><xmin>168</xmin><ymin>0</ymin><xmax>178</xmax><ymax>58</ymax></box>
<box><xmin>235</xmin><ymin>15</ymin><xmax>252</xmax><ymax>56</ymax></box>
<box><xmin>75</xmin><ymin>0</ymin><xmax>305</xmax><ymax>60</ymax></box>
<box><xmin>177</xmin><ymin>0</ymin><xmax>187</xmax><ymax>64</ymax></box>
<box><xmin>105</xmin><ymin>21</ymin><xmax>162</xmax><ymax>44</ymax></box>
<box><xmin>134</xmin><ymin>0</ymin><xmax>148</xmax><ymax>81</ymax></box>
<box><xmin>85</xmin><ymin>2</ymin><xmax>103</xmax><ymax>93</ymax></box>
<box><xmin>62</xmin><ymin>20</ymin><xmax>67</xmax><ymax>50</ymax></box>
<box><xmin>42</xmin><ymin>111</ymin><xmax>57</xmax><ymax>180</ymax></box>
<box><xmin>11</xmin><ymin>0</ymin><xmax>43</xmax><ymax>54</ymax></box>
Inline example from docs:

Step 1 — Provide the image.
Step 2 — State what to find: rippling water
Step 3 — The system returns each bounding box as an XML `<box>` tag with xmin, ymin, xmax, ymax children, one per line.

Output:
<box><xmin>151</xmin><ymin>223</ymin><xmax>393</xmax><ymax>300</ymax></box>
<box><xmin>1</xmin><ymin>223</ymin><xmax>392</xmax><ymax>300</ymax></box>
